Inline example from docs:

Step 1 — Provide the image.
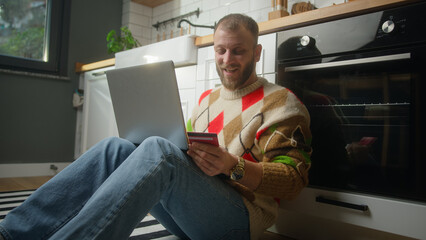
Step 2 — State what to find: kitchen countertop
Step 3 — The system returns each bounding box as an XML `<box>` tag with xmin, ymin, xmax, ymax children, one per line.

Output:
<box><xmin>75</xmin><ymin>0</ymin><xmax>418</xmax><ymax>73</ymax></box>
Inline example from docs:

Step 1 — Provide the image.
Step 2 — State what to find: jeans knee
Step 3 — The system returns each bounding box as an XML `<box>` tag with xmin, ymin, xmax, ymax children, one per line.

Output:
<box><xmin>103</xmin><ymin>136</ymin><xmax>124</xmax><ymax>144</ymax></box>
<box><xmin>101</xmin><ymin>137</ymin><xmax>135</xmax><ymax>155</ymax></box>
<box><xmin>143</xmin><ymin>136</ymin><xmax>167</xmax><ymax>145</ymax></box>
<box><xmin>139</xmin><ymin>136</ymin><xmax>186</xmax><ymax>160</ymax></box>
<box><xmin>139</xmin><ymin>136</ymin><xmax>167</xmax><ymax>151</ymax></box>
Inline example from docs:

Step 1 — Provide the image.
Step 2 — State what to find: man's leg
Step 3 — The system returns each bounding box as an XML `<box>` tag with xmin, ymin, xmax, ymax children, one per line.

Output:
<box><xmin>49</xmin><ymin>136</ymin><xmax>250</xmax><ymax>240</ymax></box>
<box><xmin>0</xmin><ymin>137</ymin><xmax>136</xmax><ymax>240</ymax></box>
<box><xmin>150</xmin><ymin>203</ymin><xmax>190</xmax><ymax>239</ymax></box>
<box><xmin>149</xmin><ymin>162</ymin><xmax>250</xmax><ymax>240</ymax></box>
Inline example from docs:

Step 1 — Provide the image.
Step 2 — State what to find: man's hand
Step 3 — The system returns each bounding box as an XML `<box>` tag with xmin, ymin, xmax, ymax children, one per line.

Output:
<box><xmin>187</xmin><ymin>142</ymin><xmax>263</xmax><ymax>191</ymax></box>
<box><xmin>187</xmin><ymin>142</ymin><xmax>238</xmax><ymax>177</ymax></box>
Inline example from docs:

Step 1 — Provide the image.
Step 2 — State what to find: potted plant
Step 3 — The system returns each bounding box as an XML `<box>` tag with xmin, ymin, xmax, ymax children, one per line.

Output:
<box><xmin>106</xmin><ymin>26</ymin><xmax>141</xmax><ymax>54</ymax></box>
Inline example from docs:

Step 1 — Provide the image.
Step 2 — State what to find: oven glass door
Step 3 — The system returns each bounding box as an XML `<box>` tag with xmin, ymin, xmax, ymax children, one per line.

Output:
<box><xmin>277</xmin><ymin>47</ymin><xmax>425</xmax><ymax>203</ymax></box>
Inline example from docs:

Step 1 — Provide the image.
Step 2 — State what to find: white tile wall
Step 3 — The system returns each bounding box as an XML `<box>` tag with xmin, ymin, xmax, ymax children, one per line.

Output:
<box><xmin>122</xmin><ymin>0</ymin><xmax>153</xmax><ymax>46</ymax></box>
<box><xmin>122</xmin><ymin>0</ymin><xmax>345</xmax><ymax>46</ymax></box>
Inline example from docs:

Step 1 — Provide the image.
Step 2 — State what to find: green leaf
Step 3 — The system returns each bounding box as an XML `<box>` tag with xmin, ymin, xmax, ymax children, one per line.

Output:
<box><xmin>106</xmin><ymin>27</ymin><xmax>140</xmax><ymax>54</ymax></box>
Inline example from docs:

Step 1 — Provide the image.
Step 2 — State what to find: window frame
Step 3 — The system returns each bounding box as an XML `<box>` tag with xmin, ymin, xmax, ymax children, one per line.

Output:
<box><xmin>0</xmin><ymin>0</ymin><xmax>69</xmax><ymax>75</ymax></box>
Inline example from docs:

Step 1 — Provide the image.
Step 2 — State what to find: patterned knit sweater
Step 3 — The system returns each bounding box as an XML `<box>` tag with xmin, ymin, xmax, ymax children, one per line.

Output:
<box><xmin>188</xmin><ymin>77</ymin><xmax>312</xmax><ymax>240</ymax></box>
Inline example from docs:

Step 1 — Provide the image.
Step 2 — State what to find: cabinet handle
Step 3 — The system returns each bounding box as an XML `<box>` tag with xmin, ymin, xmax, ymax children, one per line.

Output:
<box><xmin>92</xmin><ymin>71</ymin><xmax>106</xmax><ymax>77</ymax></box>
<box><xmin>316</xmin><ymin>196</ymin><xmax>369</xmax><ymax>212</ymax></box>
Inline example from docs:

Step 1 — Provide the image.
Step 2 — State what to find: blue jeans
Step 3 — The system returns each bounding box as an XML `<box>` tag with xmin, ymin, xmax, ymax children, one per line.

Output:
<box><xmin>0</xmin><ymin>137</ymin><xmax>250</xmax><ymax>240</ymax></box>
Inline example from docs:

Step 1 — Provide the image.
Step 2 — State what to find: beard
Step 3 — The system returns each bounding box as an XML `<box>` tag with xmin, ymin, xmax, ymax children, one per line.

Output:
<box><xmin>216</xmin><ymin>57</ymin><xmax>256</xmax><ymax>91</ymax></box>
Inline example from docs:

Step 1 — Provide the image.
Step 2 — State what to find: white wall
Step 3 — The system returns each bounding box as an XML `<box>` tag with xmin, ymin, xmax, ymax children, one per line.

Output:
<box><xmin>122</xmin><ymin>0</ymin><xmax>345</xmax><ymax>46</ymax></box>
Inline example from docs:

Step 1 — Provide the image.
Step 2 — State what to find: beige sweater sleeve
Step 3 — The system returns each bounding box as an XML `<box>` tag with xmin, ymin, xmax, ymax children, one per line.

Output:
<box><xmin>254</xmin><ymin>93</ymin><xmax>312</xmax><ymax>200</ymax></box>
<box><xmin>257</xmin><ymin>161</ymin><xmax>308</xmax><ymax>200</ymax></box>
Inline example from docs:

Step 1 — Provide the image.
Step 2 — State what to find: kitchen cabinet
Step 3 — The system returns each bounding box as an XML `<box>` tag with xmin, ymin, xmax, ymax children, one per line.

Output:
<box><xmin>256</xmin><ymin>33</ymin><xmax>277</xmax><ymax>80</ymax></box>
<box><xmin>175</xmin><ymin>65</ymin><xmax>196</xmax><ymax>124</ymax></box>
<box><xmin>76</xmin><ymin>66</ymin><xmax>118</xmax><ymax>157</ymax></box>
<box><xmin>195</xmin><ymin>33</ymin><xmax>277</xmax><ymax>100</ymax></box>
<box><xmin>75</xmin><ymin>65</ymin><xmax>196</xmax><ymax>156</ymax></box>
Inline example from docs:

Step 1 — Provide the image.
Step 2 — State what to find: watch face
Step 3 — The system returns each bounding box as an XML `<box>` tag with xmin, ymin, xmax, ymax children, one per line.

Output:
<box><xmin>231</xmin><ymin>167</ymin><xmax>244</xmax><ymax>181</ymax></box>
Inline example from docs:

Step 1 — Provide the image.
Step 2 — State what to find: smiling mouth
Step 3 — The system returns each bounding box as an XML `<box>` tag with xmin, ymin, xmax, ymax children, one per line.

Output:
<box><xmin>223</xmin><ymin>66</ymin><xmax>238</xmax><ymax>73</ymax></box>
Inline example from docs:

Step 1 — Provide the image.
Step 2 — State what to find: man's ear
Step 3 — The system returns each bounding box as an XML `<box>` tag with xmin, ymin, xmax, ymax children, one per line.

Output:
<box><xmin>254</xmin><ymin>44</ymin><xmax>262</xmax><ymax>62</ymax></box>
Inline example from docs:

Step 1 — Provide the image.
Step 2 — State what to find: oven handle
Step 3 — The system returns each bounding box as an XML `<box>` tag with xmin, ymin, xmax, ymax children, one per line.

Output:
<box><xmin>316</xmin><ymin>196</ymin><xmax>369</xmax><ymax>212</ymax></box>
<box><xmin>284</xmin><ymin>53</ymin><xmax>411</xmax><ymax>72</ymax></box>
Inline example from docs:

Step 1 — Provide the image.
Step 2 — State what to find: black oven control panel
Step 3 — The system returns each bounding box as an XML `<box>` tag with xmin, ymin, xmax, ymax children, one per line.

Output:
<box><xmin>377</xmin><ymin>15</ymin><xmax>406</xmax><ymax>36</ymax></box>
<box><xmin>373</xmin><ymin>2</ymin><xmax>426</xmax><ymax>48</ymax></box>
<box><xmin>375</xmin><ymin>7</ymin><xmax>411</xmax><ymax>42</ymax></box>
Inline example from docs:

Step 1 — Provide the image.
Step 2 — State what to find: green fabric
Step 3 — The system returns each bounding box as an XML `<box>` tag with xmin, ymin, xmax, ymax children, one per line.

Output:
<box><xmin>186</xmin><ymin>119</ymin><xmax>193</xmax><ymax>132</ymax></box>
<box><xmin>268</xmin><ymin>124</ymin><xmax>278</xmax><ymax>133</ymax></box>
<box><xmin>272</xmin><ymin>155</ymin><xmax>297</xmax><ymax>168</ymax></box>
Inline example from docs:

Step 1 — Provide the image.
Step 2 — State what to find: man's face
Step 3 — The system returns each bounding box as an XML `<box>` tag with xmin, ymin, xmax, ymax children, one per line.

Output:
<box><xmin>213</xmin><ymin>25</ymin><xmax>262</xmax><ymax>91</ymax></box>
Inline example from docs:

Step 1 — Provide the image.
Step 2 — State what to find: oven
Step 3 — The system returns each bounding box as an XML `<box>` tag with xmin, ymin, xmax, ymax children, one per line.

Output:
<box><xmin>273</xmin><ymin>2</ymin><xmax>426</xmax><ymax>239</ymax></box>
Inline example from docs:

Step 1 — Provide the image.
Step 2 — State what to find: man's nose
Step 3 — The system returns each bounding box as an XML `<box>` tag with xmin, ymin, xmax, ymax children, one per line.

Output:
<box><xmin>223</xmin><ymin>51</ymin><xmax>234</xmax><ymax>64</ymax></box>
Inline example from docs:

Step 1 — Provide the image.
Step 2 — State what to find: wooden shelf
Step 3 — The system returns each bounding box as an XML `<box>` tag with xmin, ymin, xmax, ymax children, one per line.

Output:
<box><xmin>131</xmin><ymin>0</ymin><xmax>172</xmax><ymax>8</ymax></box>
<box><xmin>75</xmin><ymin>58</ymin><xmax>115</xmax><ymax>73</ymax></box>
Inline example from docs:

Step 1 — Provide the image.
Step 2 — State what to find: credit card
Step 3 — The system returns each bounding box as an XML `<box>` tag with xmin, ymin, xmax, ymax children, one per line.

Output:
<box><xmin>187</xmin><ymin>132</ymin><xmax>219</xmax><ymax>146</ymax></box>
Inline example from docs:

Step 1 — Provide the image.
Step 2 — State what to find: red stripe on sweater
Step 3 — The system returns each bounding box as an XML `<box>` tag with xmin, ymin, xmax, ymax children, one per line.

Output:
<box><xmin>208</xmin><ymin>111</ymin><xmax>224</xmax><ymax>134</ymax></box>
<box><xmin>256</xmin><ymin>126</ymin><xmax>269</xmax><ymax>140</ymax></box>
<box><xmin>242</xmin><ymin>152</ymin><xmax>257</xmax><ymax>163</ymax></box>
<box><xmin>242</xmin><ymin>86</ymin><xmax>264</xmax><ymax>111</ymax></box>
<box><xmin>198</xmin><ymin>89</ymin><xmax>213</xmax><ymax>105</ymax></box>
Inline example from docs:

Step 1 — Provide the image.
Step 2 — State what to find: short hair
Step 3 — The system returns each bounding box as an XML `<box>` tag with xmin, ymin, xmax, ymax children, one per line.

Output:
<box><xmin>214</xmin><ymin>13</ymin><xmax>259</xmax><ymax>45</ymax></box>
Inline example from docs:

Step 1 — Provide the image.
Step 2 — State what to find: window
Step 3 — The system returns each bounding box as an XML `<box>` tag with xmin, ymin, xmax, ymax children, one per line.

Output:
<box><xmin>0</xmin><ymin>0</ymin><xmax>68</xmax><ymax>75</ymax></box>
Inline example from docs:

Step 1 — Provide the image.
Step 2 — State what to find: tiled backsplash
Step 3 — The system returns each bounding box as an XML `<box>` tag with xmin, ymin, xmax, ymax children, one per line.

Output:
<box><xmin>122</xmin><ymin>0</ymin><xmax>344</xmax><ymax>46</ymax></box>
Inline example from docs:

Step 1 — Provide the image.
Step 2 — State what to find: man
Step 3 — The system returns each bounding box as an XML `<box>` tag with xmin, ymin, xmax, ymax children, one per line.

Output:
<box><xmin>0</xmin><ymin>14</ymin><xmax>311</xmax><ymax>240</ymax></box>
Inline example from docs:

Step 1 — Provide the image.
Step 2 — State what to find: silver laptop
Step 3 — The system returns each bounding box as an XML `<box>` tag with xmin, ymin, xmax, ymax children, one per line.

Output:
<box><xmin>106</xmin><ymin>61</ymin><xmax>189</xmax><ymax>150</ymax></box>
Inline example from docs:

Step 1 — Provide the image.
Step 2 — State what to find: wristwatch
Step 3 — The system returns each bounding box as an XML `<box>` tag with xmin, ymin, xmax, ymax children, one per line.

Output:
<box><xmin>230</xmin><ymin>157</ymin><xmax>245</xmax><ymax>181</ymax></box>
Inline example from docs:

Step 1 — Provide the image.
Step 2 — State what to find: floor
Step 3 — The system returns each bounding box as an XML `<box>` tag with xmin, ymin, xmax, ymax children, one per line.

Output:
<box><xmin>0</xmin><ymin>176</ymin><xmax>294</xmax><ymax>240</ymax></box>
<box><xmin>0</xmin><ymin>176</ymin><xmax>52</xmax><ymax>192</ymax></box>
